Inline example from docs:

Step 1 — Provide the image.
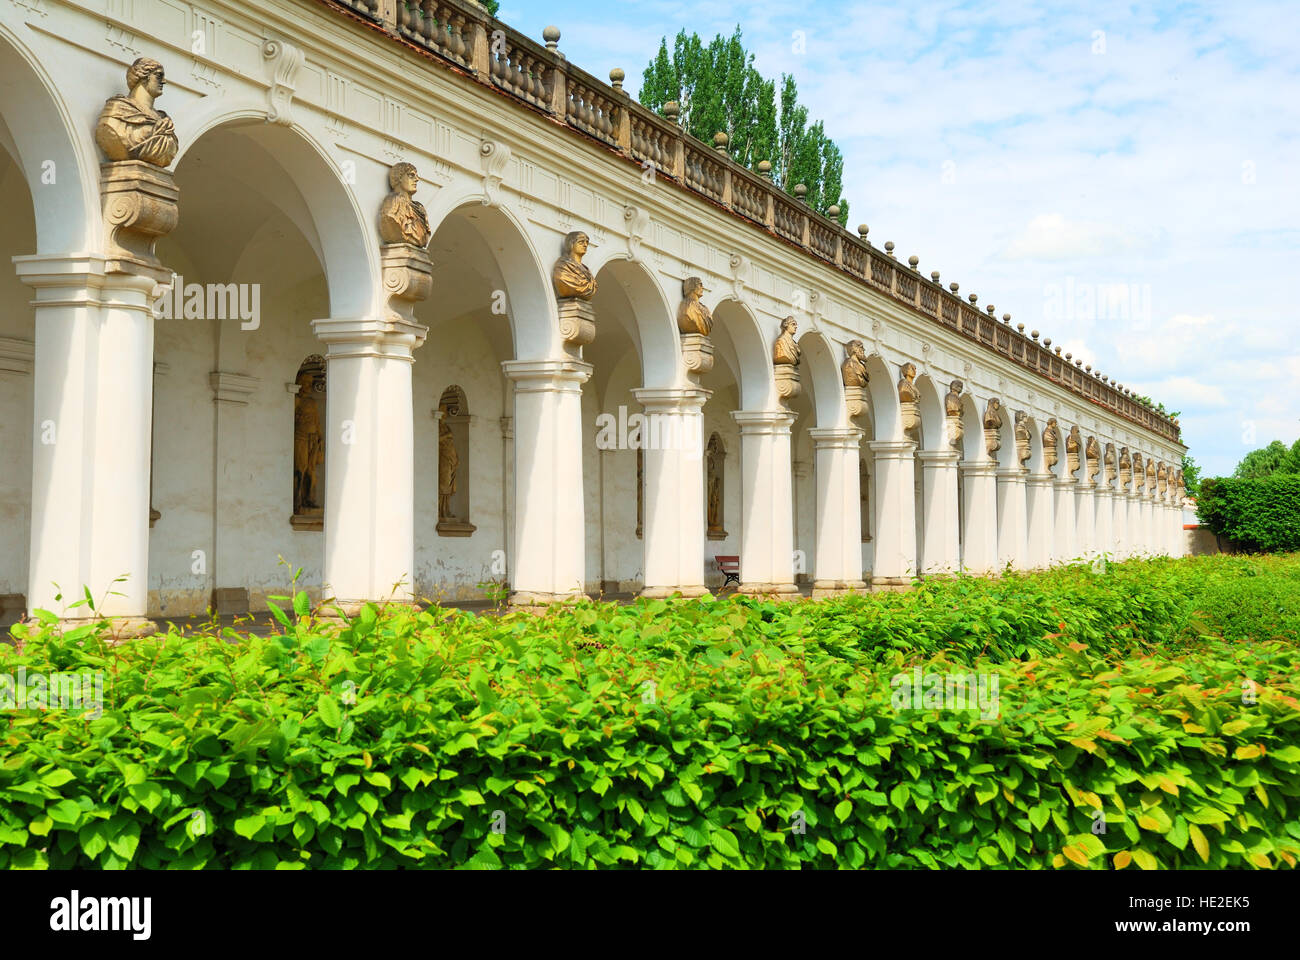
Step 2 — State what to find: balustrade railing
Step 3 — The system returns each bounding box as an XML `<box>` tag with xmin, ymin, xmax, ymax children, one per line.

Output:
<box><xmin>320</xmin><ymin>0</ymin><xmax>1182</xmax><ymax>442</ymax></box>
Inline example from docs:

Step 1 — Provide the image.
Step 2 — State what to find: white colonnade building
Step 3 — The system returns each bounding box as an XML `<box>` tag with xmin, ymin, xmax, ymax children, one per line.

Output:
<box><xmin>0</xmin><ymin>0</ymin><xmax>1188</xmax><ymax>631</ymax></box>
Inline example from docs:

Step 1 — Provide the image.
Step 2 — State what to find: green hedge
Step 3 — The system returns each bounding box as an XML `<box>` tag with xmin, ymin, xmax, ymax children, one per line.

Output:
<box><xmin>2</xmin><ymin>556</ymin><xmax>1298</xmax><ymax>869</ymax></box>
<box><xmin>1198</xmin><ymin>474</ymin><xmax>1300</xmax><ymax>553</ymax></box>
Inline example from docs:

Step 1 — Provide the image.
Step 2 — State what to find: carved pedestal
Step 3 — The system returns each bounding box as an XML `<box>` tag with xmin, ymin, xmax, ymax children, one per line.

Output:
<box><xmin>900</xmin><ymin>400</ymin><xmax>920</xmax><ymax>435</ymax></box>
<box><xmin>947</xmin><ymin>416</ymin><xmax>964</xmax><ymax>449</ymax></box>
<box><xmin>844</xmin><ymin>385</ymin><xmax>868</xmax><ymax>421</ymax></box>
<box><xmin>984</xmin><ymin>427</ymin><xmax>1001</xmax><ymax>456</ymax></box>
<box><xmin>101</xmin><ymin>160</ymin><xmax>179</xmax><ymax>282</ymax></box>
<box><xmin>558</xmin><ymin>299</ymin><xmax>596</xmax><ymax>348</ymax></box>
<box><xmin>681</xmin><ymin>332</ymin><xmax>714</xmax><ymax>377</ymax></box>
<box><xmin>382</xmin><ymin>244</ymin><xmax>433</xmax><ymax>324</ymax></box>
<box><xmin>775</xmin><ymin>365</ymin><xmax>801</xmax><ymax>404</ymax></box>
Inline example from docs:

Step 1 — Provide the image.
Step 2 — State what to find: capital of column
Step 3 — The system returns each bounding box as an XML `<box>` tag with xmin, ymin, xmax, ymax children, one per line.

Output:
<box><xmin>918</xmin><ymin>449</ymin><xmax>961</xmax><ymax>469</ymax></box>
<box><xmin>867</xmin><ymin>438</ymin><xmax>917</xmax><ymax>459</ymax></box>
<box><xmin>1054</xmin><ymin>475</ymin><xmax>1078</xmax><ymax>488</ymax></box>
<box><xmin>14</xmin><ymin>253</ymin><xmax>156</xmax><ymax>305</ymax></box>
<box><xmin>957</xmin><ymin>457</ymin><xmax>997</xmax><ymax>476</ymax></box>
<box><xmin>732</xmin><ymin>408</ymin><xmax>796</xmax><ymax>435</ymax></box>
<box><xmin>312</xmin><ymin>315</ymin><xmax>428</xmax><ymax>361</ymax></box>
<box><xmin>808</xmin><ymin>425</ymin><xmax>863</xmax><ymax>450</ymax></box>
<box><xmin>996</xmin><ymin>466</ymin><xmax>1028</xmax><ymax>482</ymax></box>
<box><xmin>1026</xmin><ymin>472</ymin><xmax>1056</xmax><ymax>489</ymax></box>
<box><xmin>500</xmin><ymin>357</ymin><xmax>593</xmax><ymax>393</ymax></box>
<box><xmin>633</xmin><ymin>385</ymin><xmax>711</xmax><ymax>414</ymax></box>
<box><xmin>1095</xmin><ymin>485</ymin><xmax>1114</xmax><ymax>498</ymax></box>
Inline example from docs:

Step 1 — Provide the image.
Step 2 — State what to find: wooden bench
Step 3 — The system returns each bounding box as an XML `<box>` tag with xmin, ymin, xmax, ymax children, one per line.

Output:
<box><xmin>714</xmin><ymin>555</ymin><xmax>740</xmax><ymax>588</ymax></box>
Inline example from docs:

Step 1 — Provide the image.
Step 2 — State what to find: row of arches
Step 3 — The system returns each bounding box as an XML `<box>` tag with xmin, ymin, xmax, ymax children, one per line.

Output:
<box><xmin>0</xmin><ymin>28</ymin><xmax>1185</xmax><ymax>623</ymax></box>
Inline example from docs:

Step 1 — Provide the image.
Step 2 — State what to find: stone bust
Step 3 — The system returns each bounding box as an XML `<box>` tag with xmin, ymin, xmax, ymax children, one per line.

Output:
<box><xmin>773</xmin><ymin>317</ymin><xmax>800</xmax><ymax>366</ymax></box>
<box><xmin>1086</xmin><ymin>436</ymin><xmax>1101</xmax><ymax>480</ymax></box>
<box><xmin>1014</xmin><ymin>410</ymin><xmax>1032</xmax><ymax>465</ymax></box>
<box><xmin>1042</xmin><ymin>418</ymin><xmax>1060</xmax><ymax>468</ymax></box>
<box><xmin>945</xmin><ymin>380</ymin><xmax>963</xmax><ymax>418</ymax></box>
<box><xmin>95</xmin><ymin>57</ymin><xmax>179</xmax><ymax>167</ymax></box>
<box><xmin>553</xmin><ymin>231</ymin><xmax>597</xmax><ymax>300</ymax></box>
<box><xmin>677</xmin><ymin>276</ymin><xmax>713</xmax><ymax>336</ymax></box>
<box><xmin>841</xmin><ymin>340</ymin><xmax>868</xmax><ymax>387</ymax></box>
<box><xmin>378</xmin><ymin>162</ymin><xmax>432</xmax><ymax>248</ymax></box>
<box><xmin>983</xmin><ymin>397</ymin><xmax>1002</xmax><ymax>431</ymax></box>
<box><xmin>897</xmin><ymin>363</ymin><xmax>918</xmax><ymax>404</ymax></box>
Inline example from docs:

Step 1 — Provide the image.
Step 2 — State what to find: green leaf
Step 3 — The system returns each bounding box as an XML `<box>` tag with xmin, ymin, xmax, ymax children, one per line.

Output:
<box><xmin>711</xmin><ymin>827</ymin><xmax>740</xmax><ymax>859</ymax></box>
<box><xmin>317</xmin><ymin>694</ymin><xmax>342</xmax><ymax>728</ymax></box>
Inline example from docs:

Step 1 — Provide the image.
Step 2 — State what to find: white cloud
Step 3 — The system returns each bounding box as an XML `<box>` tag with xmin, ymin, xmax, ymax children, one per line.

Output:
<box><xmin>999</xmin><ymin>214</ymin><xmax>1157</xmax><ymax>262</ymax></box>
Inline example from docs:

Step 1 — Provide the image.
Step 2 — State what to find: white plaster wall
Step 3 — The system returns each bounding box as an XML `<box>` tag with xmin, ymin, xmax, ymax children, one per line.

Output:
<box><xmin>0</xmin><ymin>152</ymin><xmax>33</xmax><ymax>598</ymax></box>
<box><xmin>412</xmin><ymin>313</ymin><xmax>509</xmax><ymax>602</ymax></box>
<box><xmin>701</xmin><ymin>387</ymin><xmax>742</xmax><ymax>590</ymax></box>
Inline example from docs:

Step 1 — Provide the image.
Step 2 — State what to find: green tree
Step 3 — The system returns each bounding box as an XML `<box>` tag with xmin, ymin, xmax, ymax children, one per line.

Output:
<box><xmin>641</xmin><ymin>29</ymin><xmax>848</xmax><ymax>225</ymax></box>
<box><xmin>481</xmin><ymin>0</ymin><xmax>500</xmax><ymax>15</ymax></box>
<box><xmin>1181</xmin><ymin>454</ymin><xmax>1202</xmax><ymax>499</ymax></box>
<box><xmin>1233</xmin><ymin>439</ymin><xmax>1300</xmax><ymax>479</ymax></box>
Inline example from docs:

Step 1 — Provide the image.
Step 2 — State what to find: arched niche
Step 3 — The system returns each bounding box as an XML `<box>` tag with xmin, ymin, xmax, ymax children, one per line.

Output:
<box><xmin>706</xmin><ymin>432</ymin><xmax>728</xmax><ymax>540</ymax></box>
<box><xmin>291</xmin><ymin>355</ymin><xmax>326</xmax><ymax>530</ymax></box>
<box><xmin>436</xmin><ymin>384</ymin><xmax>475</xmax><ymax>537</ymax></box>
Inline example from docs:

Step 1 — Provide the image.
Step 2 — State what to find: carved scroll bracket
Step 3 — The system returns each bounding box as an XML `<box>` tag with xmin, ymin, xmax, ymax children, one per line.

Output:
<box><xmin>480</xmin><ymin>139</ymin><xmax>512</xmax><ymax>207</ymax></box>
<box><xmin>264</xmin><ymin>39</ymin><xmax>306</xmax><ymax>126</ymax></box>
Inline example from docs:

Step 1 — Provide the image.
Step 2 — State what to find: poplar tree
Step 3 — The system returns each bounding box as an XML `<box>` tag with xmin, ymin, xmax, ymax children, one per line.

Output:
<box><xmin>641</xmin><ymin>28</ymin><xmax>849</xmax><ymax>225</ymax></box>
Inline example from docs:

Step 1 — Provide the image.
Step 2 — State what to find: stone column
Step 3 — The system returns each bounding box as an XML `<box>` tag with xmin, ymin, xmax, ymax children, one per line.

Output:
<box><xmin>1127</xmin><ymin>492</ymin><xmax>1144</xmax><ymax>557</ymax></box>
<box><xmin>1025</xmin><ymin>473</ymin><xmax>1056</xmax><ymax>568</ymax></box>
<box><xmin>996</xmin><ymin>467</ymin><xmax>1029</xmax><ymax>570</ymax></box>
<box><xmin>958</xmin><ymin>459</ymin><xmax>998</xmax><ymax>575</ymax></box>
<box><xmin>868</xmin><ymin>439</ymin><xmax>918</xmax><ymax>588</ymax></box>
<box><xmin>313</xmin><ymin>315</ymin><xmax>427</xmax><ymax>612</ymax></box>
<box><xmin>1054</xmin><ymin>477</ymin><xmax>1078</xmax><ymax>563</ymax></box>
<box><xmin>1095</xmin><ymin>485</ymin><xmax>1114</xmax><ymax>561</ymax></box>
<box><xmin>635</xmin><ymin>386</ymin><xmax>709</xmax><ymax>598</ymax></box>
<box><xmin>1142</xmin><ymin>490</ymin><xmax>1156</xmax><ymax>556</ymax></box>
<box><xmin>731</xmin><ymin>409</ymin><xmax>798</xmax><ymax>596</ymax></box>
<box><xmin>809</xmin><ymin>426</ymin><xmax>867</xmax><ymax>596</ymax></box>
<box><xmin>1075</xmin><ymin>479</ymin><xmax>1096</xmax><ymax>559</ymax></box>
<box><xmin>502</xmin><ymin>359</ymin><xmax>592</xmax><ymax>604</ymax></box>
<box><xmin>918</xmin><ymin>450</ymin><xmax>962</xmax><ymax>576</ymax></box>
<box><xmin>17</xmin><ymin>255</ymin><xmax>159</xmax><ymax>635</ymax></box>
<box><xmin>1111</xmin><ymin>488</ymin><xmax>1128</xmax><ymax>559</ymax></box>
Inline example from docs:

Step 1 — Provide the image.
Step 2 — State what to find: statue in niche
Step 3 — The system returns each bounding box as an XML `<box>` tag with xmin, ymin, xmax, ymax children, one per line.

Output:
<box><xmin>1042</xmin><ymin>418</ymin><xmax>1060</xmax><ymax>469</ymax></box>
<box><xmin>95</xmin><ymin>57</ymin><xmax>179</xmax><ymax>167</ymax></box>
<box><xmin>636</xmin><ymin>448</ymin><xmax>644</xmax><ymax>539</ymax></box>
<box><xmin>1119</xmin><ymin>447</ymin><xmax>1132</xmax><ymax>487</ymax></box>
<box><xmin>1158</xmin><ymin>462</ymin><xmax>1168</xmax><ymax>495</ymax></box>
<box><xmin>1086</xmin><ymin>436</ymin><xmax>1102</xmax><ymax>481</ymax></box>
<box><xmin>983</xmin><ymin>398</ymin><xmax>1003</xmax><ymax>454</ymax></box>
<box><xmin>1105</xmin><ymin>443</ymin><xmax>1117</xmax><ymax>483</ymax></box>
<box><xmin>860</xmin><ymin>458</ymin><xmax>871</xmax><ymax>542</ymax></box>
<box><xmin>677</xmin><ymin>276</ymin><xmax>713</xmax><ymax>335</ymax></box>
<box><xmin>1014</xmin><ymin>410</ymin><xmax>1032</xmax><ymax>466</ymax></box>
<box><xmin>437</xmin><ymin>420</ymin><xmax>459</xmax><ymax>521</ymax></box>
<box><xmin>1146</xmin><ymin>459</ymin><xmax>1157</xmax><ymax>491</ymax></box>
<box><xmin>706</xmin><ymin>433</ymin><xmax>726</xmax><ymax>539</ymax></box>
<box><xmin>842</xmin><ymin>339</ymin><xmax>869</xmax><ymax>387</ymax></box>
<box><xmin>552</xmin><ymin>231</ymin><xmax>597</xmax><ymax>300</ymax></box>
<box><xmin>1066</xmin><ymin>425</ymin><xmax>1082</xmax><ymax>475</ymax></box>
<box><xmin>378</xmin><ymin>162</ymin><xmax>432</xmax><ymax>249</ymax></box>
<box><xmin>293</xmin><ymin>364</ymin><xmax>325</xmax><ymax>516</ymax></box>
<box><xmin>1133</xmin><ymin>452</ymin><xmax>1145</xmax><ymax>490</ymax></box>
<box><xmin>773</xmin><ymin>317</ymin><xmax>801</xmax><ymax>366</ymax></box>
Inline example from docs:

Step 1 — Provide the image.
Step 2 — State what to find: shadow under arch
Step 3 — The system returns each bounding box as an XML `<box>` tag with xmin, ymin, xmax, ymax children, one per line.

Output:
<box><xmin>913</xmin><ymin>374</ymin><xmax>946</xmax><ymax>451</ymax></box>
<box><xmin>589</xmin><ymin>256</ymin><xmax>679</xmax><ymax>390</ymax></box>
<box><xmin>956</xmin><ymin>391</ymin><xmax>985</xmax><ymax>461</ymax></box>
<box><xmin>708</xmin><ymin>297</ymin><xmax>773</xmax><ymax>410</ymax></box>
<box><xmin>863</xmin><ymin>352</ymin><xmax>902</xmax><ymax>442</ymax></box>
<box><xmin>424</xmin><ymin>197</ymin><xmax>555</xmax><ymax>362</ymax></box>
<box><xmin>173</xmin><ymin>118</ymin><xmax>376</xmax><ymax>320</ymax></box>
<box><xmin>797</xmin><ymin>330</ymin><xmax>846</xmax><ymax>428</ymax></box>
<box><xmin>0</xmin><ymin>24</ymin><xmax>99</xmax><ymax>253</ymax></box>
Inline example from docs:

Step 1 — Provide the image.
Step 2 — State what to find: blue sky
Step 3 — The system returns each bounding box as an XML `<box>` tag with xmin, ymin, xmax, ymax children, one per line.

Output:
<box><xmin>500</xmin><ymin>0</ymin><xmax>1300</xmax><ymax>477</ymax></box>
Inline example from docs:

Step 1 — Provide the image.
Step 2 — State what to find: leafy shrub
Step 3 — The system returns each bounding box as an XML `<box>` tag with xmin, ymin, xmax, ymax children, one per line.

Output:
<box><xmin>1</xmin><ymin>556</ymin><xmax>1298</xmax><ymax>870</ymax></box>
<box><xmin>1198</xmin><ymin>475</ymin><xmax>1300</xmax><ymax>553</ymax></box>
